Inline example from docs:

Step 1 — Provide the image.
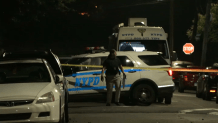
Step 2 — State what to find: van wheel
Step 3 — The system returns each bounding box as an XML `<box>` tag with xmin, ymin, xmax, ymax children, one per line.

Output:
<box><xmin>132</xmin><ymin>84</ymin><xmax>155</xmax><ymax>106</ymax></box>
<box><xmin>165</xmin><ymin>97</ymin><xmax>172</xmax><ymax>104</ymax></box>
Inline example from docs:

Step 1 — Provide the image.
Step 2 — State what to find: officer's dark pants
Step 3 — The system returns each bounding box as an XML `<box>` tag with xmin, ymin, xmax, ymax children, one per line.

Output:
<box><xmin>106</xmin><ymin>73</ymin><xmax>121</xmax><ymax>104</ymax></box>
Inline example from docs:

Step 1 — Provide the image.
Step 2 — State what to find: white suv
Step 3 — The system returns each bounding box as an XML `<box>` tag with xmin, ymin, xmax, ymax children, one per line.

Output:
<box><xmin>63</xmin><ymin>51</ymin><xmax>174</xmax><ymax>105</ymax></box>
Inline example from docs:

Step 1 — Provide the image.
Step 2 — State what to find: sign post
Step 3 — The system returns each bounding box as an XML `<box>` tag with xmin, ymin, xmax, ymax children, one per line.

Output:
<box><xmin>183</xmin><ymin>43</ymin><xmax>194</xmax><ymax>55</ymax></box>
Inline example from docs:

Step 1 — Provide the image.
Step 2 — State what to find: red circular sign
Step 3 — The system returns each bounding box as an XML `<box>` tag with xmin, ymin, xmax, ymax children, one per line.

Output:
<box><xmin>183</xmin><ymin>43</ymin><xmax>194</xmax><ymax>55</ymax></box>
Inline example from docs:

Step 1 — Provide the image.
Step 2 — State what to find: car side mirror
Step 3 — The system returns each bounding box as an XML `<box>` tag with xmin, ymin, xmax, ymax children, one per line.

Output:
<box><xmin>55</xmin><ymin>75</ymin><xmax>61</xmax><ymax>84</ymax></box>
<box><xmin>204</xmin><ymin>75</ymin><xmax>209</xmax><ymax>77</ymax></box>
<box><xmin>213</xmin><ymin>63</ymin><xmax>218</xmax><ymax>68</ymax></box>
<box><xmin>171</xmin><ymin>51</ymin><xmax>178</xmax><ymax>61</ymax></box>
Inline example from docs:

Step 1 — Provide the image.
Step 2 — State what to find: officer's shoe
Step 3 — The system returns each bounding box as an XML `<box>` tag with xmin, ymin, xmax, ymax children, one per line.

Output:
<box><xmin>106</xmin><ymin>103</ymin><xmax>111</xmax><ymax>106</ymax></box>
<box><xmin>115</xmin><ymin>102</ymin><xmax>120</xmax><ymax>106</ymax></box>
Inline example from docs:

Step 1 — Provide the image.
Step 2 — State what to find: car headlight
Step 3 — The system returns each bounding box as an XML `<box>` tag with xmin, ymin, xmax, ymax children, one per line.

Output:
<box><xmin>36</xmin><ymin>92</ymin><xmax>55</xmax><ymax>104</ymax></box>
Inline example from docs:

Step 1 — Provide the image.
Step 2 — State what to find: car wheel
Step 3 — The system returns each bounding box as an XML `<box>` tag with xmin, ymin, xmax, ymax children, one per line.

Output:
<box><xmin>65</xmin><ymin>92</ymin><xmax>69</xmax><ymax>122</ymax></box>
<box><xmin>178</xmin><ymin>80</ymin><xmax>184</xmax><ymax>93</ymax></box>
<box><xmin>132</xmin><ymin>84</ymin><xmax>155</xmax><ymax>106</ymax></box>
<box><xmin>202</xmin><ymin>83</ymin><xmax>211</xmax><ymax>101</ymax></box>
<box><xmin>58</xmin><ymin>98</ymin><xmax>65</xmax><ymax>123</ymax></box>
<box><xmin>216</xmin><ymin>85</ymin><xmax>218</xmax><ymax>104</ymax></box>
<box><xmin>216</xmin><ymin>95</ymin><xmax>218</xmax><ymax>104</ymax></box>
<box><xmin>196</xmin><ymin>85</ymin><xmax>202</xmax><ymax>98</ymax></box>
<box><xmin>165</xmin><ymin>97</ymin><xmax>171</xmax><ymax>104</ymax></box>
<box><xmin>157</xmin><ymin>97</ymin><xmax>164</xmax><ymax>103</ymax></box>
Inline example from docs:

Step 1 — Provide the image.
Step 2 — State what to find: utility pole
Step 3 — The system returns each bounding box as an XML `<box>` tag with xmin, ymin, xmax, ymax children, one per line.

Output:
<box><xmin>169</xmin><ymin>0</ymin><xmax>174</xmax><ymax>61</ymax></box>
<box><xmin>201</xmin><ymin>0</ymin><xmax>211</xmax><ymax>67</ymax></box>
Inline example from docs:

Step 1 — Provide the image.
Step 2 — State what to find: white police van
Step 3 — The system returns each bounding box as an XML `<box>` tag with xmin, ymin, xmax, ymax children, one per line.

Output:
<box><xmin>108</xmin><ymin>18</ymin><xmax>174</xmax><ymax>64</ymax></box>
<box><xmin>63</xmin><ymin>47</ymin><xmax>175</xmax><ymax>105</ymax></box>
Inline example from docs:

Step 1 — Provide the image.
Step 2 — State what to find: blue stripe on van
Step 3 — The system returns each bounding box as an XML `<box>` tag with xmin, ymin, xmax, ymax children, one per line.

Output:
<box><xmin>68</xmin><ymin>84</ymin><xmax>132</xmax><ymax>91</ymax></box>
<box><xmin>65</xmin><ymin>69</ymin><xmax>145</xmax><ymax>77</ymax></box>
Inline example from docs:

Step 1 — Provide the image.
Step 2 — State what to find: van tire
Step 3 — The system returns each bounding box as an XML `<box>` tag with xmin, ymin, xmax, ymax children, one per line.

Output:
<box><xmin>132</xmin><ymin>84</ymin><xmax>155</xmax><ymax>106</ymax></box>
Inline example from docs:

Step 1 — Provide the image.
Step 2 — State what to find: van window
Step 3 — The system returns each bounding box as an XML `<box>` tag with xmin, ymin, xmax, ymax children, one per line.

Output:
<box><xmin>117</xmin><ymin>56</ymin><xmax>134</xmax><ymax>67</ymax></box>
<box><xmin>138</xmin><ymin>55</ymin><xmax>168</xmax><ymax>66</ymax></box>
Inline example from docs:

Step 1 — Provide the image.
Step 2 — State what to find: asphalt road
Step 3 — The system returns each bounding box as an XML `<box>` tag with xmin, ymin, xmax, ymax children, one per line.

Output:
<box><xmin>67</xmin><ymin>88</ymin><xmax>218</xmax><ymax>123</ymax></box>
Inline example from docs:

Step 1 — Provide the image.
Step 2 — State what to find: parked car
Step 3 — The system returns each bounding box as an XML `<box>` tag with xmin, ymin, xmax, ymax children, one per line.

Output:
<box><xmin>171</xmin><ymin>61</ymin><xmax>193</xmax><ymax>85</ymax></box>
<box><xmin>0</xmin><ymin>50</ymin><xmax>69</xmax><ymax>122</ymax></box>
<box><xmin>196</xmin><ymin>63</ymin><xmax>218</xmax><ymax>104</ymax></box>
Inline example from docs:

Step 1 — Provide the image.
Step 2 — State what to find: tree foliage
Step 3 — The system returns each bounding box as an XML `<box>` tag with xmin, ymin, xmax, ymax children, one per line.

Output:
<box><xmin>187</xmin><ymin>3</ymin><xmax>218</xmax><ymax>42</ymax></box>
<box><xmin>0</xmin><ymin>0</ymin><xmax>76</xmax><ymax>44</ymax></box>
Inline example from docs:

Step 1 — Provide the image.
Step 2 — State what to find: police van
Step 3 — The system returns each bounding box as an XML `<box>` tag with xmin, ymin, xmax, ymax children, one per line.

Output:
<box><xmin>62</xmin><ymin>47</ymin><xmax>175</xmax><ymax>105</ymax></box>
<box><xmin>108</xmin><ymin>18</ymin><xmax>177</xmax><ymax>64</ymax></box>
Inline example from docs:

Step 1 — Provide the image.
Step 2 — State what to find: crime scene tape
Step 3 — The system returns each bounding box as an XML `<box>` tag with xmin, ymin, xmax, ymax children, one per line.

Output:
<box><xmin>61</xmin><ymin>64</ymin><xmax>218</xmax><ymax>73</ymax></box>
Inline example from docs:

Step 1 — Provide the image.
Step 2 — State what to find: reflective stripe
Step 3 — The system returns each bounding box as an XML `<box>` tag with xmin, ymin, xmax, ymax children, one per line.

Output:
<box><xmin>68</xmin><ymin>84</ymin><xmax>132</xmax><ymax>91</ymax></box>
<box><xmin>65</xmin><ymin>69</ymin><xmax>145</xmax><ymax>77</ymax></box>
<box><xmin>158</xmin><ymin>84</ymin><xmax>174</xmax><ymax>88</ymax></box>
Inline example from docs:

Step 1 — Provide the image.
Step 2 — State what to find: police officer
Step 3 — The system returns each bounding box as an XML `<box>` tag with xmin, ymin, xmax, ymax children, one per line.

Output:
<box><xmin>101</xmin><ymin>49</ymin><xmax>126</xmax><ymax>106</ymax></box>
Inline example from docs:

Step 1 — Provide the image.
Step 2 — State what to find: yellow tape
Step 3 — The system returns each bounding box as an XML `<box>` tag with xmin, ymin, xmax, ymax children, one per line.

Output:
<box><xmin>61</xmin><ymin>64</ymin><xmax>168</xmax><ymax>71</ymax></box>
<box><xmin>61</xmin><ymin>64</ymin><xmax>218</xmax><ymax>73</ymax></box>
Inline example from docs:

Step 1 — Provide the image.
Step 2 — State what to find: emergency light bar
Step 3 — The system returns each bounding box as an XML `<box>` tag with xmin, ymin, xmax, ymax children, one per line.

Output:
<box><xmin>85</xmin><ymin>46</ymin><xmax>105</xmax><ymax>50</ymax></box>
<box><xmin>85</xmin><ymin>46</ymin><xmax>106</xmax><ymax>53</ymax></box>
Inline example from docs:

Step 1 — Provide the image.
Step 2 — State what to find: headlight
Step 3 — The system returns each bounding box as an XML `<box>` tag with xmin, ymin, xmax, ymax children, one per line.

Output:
<box><xmin>36</xmin><ymin>92</ymin><xmax>55</xmax><ymax>104</ymax></box>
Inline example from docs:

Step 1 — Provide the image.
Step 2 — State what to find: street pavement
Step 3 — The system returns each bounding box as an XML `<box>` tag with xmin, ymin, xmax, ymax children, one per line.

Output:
<box><xmin>67</xmin><ymin>88</ymin><xmax>218</xmax><ymax>123</ymax></box>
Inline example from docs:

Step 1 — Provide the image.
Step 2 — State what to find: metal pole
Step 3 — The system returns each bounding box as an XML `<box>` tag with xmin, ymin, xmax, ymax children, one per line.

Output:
<box><xmin>201</xmin><ymin>0</ymin><xmax>211</xmax><ymax>67</ymax></box>
<box><xmin>170</xmin><ymin>0</ymin><xmax>174</xmax><ymax>61</ymax></box>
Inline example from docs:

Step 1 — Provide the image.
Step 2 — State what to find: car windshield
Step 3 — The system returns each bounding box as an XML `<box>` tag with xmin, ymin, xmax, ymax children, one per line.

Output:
<box><xmin>174</xmin><ymin>64</ymin><xmax>193</xmax><ymax>68</ymax></box>
<box><xmin>60</xmin><ymin>59</ymin><xmax>71</xmax><ymax>64</ymax></box>
<box><xmin>138</xmin><ymin>55</ymin><xmax>168</xmax><ymax>66</ymax></box>
<box><xmin>119</xmin><ymin>40</ymin><xmax>169</xmax><ymax>59</ymax></box>
<box><xmin>0</xmin><ymin>63</ymin><xmax>51</xmax><ymax>84</ymax></box>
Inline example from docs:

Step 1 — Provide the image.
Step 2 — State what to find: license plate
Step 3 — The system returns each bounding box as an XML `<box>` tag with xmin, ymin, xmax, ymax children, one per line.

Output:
<box><xmin>194</xmin><ymin>83</ymin><xmax>197</xmax><ymax>86</ymax></box>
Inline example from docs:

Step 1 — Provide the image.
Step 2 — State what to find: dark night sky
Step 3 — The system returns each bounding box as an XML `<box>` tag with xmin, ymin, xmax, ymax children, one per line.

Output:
<box><xmin>2</xmin><ymin>0</ymin><xmax>208</xmax><ymax>65</ymax></box>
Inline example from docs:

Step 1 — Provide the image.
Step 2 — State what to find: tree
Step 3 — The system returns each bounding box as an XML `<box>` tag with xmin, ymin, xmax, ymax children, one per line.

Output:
<box><xmin>0</xmin><ymin>0</ymin><xmax>76</xmax><ymax>50</ymax></box>
<box><xmin>187</xmin><ymin>2</ymin><xmax>218</xmax><ymax>42</ymax></box>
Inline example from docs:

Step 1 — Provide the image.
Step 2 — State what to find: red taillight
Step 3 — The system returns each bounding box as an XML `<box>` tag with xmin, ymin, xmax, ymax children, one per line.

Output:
<box><xmin>183</xmin><ymin>75</ymin><xmax>188</xmax><ymax>81</ymax></box>
<box><xmin>210</xmin><ymin>90</ymin><xmax>216</xmax><ymax>93</ymax></box>
<box><xmin>94</xmin><ymin>46</ymin><xmax>100</xmax><ymax>50</ymax></box>
<box><xmin>85</xmin><ymin>47</ymin><xmax>90</xmax><ymax>50</ymax></box>
<box><xmin>168</xmin><ymin>70</ymin><xmax>173</xmax><ymax>76</ymax></box>
<box><xmin>85</xmin><ymin>47</ymin><xmax>94</xmax><ymax>50</ymax></box>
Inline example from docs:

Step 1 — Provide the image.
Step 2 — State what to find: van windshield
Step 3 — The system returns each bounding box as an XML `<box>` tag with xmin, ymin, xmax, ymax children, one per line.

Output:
<box><xmin>119</xmin><ymin>40</ymin><xmax>169</xmax><ymax>59</ymax></box>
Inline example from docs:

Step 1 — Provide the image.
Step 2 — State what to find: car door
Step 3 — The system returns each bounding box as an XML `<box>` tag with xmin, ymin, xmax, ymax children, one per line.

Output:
<box><xmin>73</xmin><ymin>57</ymin><xmax>105</xmax><ymax>94</ymax></box>
<box><xmin>116</xmin><ymin>55</ymin><xmax>141</xmax><ymax>91</ymax></box>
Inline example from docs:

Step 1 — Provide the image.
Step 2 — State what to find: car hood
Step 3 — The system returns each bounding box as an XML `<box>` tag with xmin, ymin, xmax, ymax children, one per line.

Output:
<box><xmin>0</xmin><ymin>83</ymin><xmax>50</xmax><ymax>101</ymax></box>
